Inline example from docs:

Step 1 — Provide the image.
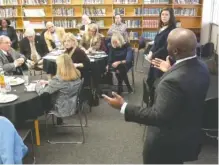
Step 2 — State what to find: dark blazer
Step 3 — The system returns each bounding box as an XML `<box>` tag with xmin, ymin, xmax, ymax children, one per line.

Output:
<box><xmin>65</xmin><ymin>47</ymin><xmax>90</xmax><ymax>77</ymax></box>
<box><xmin>0</xmin><ymin>26</ymin><xmax>18</xmax><ymax>49</ymax></box>
<box><xmin>125</xmin><ymin>58</ymin><xmax>210</xmax><ymax>163</ymax></box>
<box><xmin>151</xmin><ymin>25</ymin><xmax>176</xmax><ymax>59</ymax></box>
<box><xmin>19</xmin><ymin>35</ymin><xmax>48</xmax><ymax>60</ymax></box>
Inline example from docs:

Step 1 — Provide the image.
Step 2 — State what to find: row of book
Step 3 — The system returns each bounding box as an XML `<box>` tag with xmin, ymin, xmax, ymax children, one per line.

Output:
<box><xmin>52</xmin><ymin>0</ymin><xmax>71</xmax><ymax>4</ymax></box>
<box><xmin>22</xmin><ymin>0</ymin><xmax>48</xmax><ymax>5</ymax></box>
<box><xmin>142</xmin><ymin>19</ymin><xmax>159</xmax><ymax>28</ymax></box>
<box><xmin>0</xmin><ymin>8</ymin><xmax>17</xmax><ymax>17</ymax></box>
<box><xmin>113</xmin><ymin>0</ymin><xmax>138</xmax><ymax>4</ymax></box>
<box><xmin>53</xmin><ymin>8</ymin><xmax>74</xmax><ymax>16</ymax></box>
<box><xmin>83</xmin><ymin>8</ymin><xmax>106</xmax><ymax>16</ymax></box>
<box><xmin>174</xmin><ymin>8</ymin><xmax>197</xmax><ymax>16</ymax></box>
<box><xmin>129</xmin><ymin>31</ymin><xmax>139</xmax><ymax>40</ymax></box>
<box><xmin>0</xmin><ymin>0</ymin><xmax>17</xmax><ymax>5</ymax></box>
<box><xmin>96</xmin><ymin>20</ymin><xmax>105</xmax><ymax>28</ymax></box>
<box><xmin>23</xmin><ymin>8</ymin><xmax>45</xmax><ymax>17</ymax></box>
<box><xmin>83</xmin><ymin>0</ymin><xmax>104</xmax><ymax>4</ymax></box>
<box><xmin>174</xmin><ymin>0</ymin><xmax>199</xmax><ymax>4</ymax></box>
<box><xmin>114</xmin><ymin>8</ymin><xmax>125</xmax><ymax>16</ymax></box>
<box><xmin>124</xmin><ymin>20</ymin><xmax>141</xmax><ymax>28</ymax></box>
<box><xmin>142</xmin><ymin>32</ymin><xmax>157</xmax><ymax>40</ymax></box>
<box><xmin>54</xmin><ymin>20</ymin><xmax>77</xmax><ymax>28</ymax></box>
<box><xmin>144</xmin><ymin>0</ymin><xmax>169</xmax><ymax>4</ymax></box>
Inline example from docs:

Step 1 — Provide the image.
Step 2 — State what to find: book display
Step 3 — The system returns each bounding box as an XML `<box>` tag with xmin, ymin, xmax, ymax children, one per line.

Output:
<box><xmin>1</xmin><ymin>0</ymin><xmax>203</xmax><ymax>47</ymax></box>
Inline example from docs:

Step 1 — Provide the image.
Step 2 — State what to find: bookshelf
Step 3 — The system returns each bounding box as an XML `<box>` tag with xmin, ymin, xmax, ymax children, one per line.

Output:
<box><xmin>1</xmin><ymin>0</ymin><xmax>203</xmax><ymax>47</ymax></box>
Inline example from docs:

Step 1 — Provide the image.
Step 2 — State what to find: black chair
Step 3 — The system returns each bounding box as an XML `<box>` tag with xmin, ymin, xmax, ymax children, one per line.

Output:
<box><xmin>45</xmin><ymin>78</ymin><xmax>87</xmax><ymax>144</ymax></box>
<box><xmin>202</xmin><ymin>97</ymin><xmax>218</xmax><ymax>140</ymax></box>
<box><xmin>19</xmin><ymin>128</ymin><xmax>36</xmax><ymax>164</ymax></box>
<box><xmin>200</xmin><ymin>42</ymin><xmax>214</xmax><ymax>59</ymax></box>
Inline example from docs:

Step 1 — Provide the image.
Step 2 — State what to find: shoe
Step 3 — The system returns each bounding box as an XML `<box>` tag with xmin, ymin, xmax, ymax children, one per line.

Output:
<box><xmin>117</xmin><ymin>86</ymin><xmax>123</xmax><ymax>95</ymax></box>
<box><xmin>128</xmin><ymin>87</ymin><xmax>134</xmax><ymax>94</ymax></box>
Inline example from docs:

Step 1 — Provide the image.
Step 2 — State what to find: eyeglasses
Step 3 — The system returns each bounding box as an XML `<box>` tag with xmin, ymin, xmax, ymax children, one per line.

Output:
<box><xmin>1</xmin><ymin>41</ymin><xmax>11</xmax><ymax>45</ymax></box>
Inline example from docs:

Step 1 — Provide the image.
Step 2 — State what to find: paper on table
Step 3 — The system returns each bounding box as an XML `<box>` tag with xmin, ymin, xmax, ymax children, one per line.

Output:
<box><xmin>26</xmin><ymin>83</ymin><xmax>36</xmax><ymax>92</ymax></box>
<box><xmin>43</xmin><ymin>55</ymin><xmax>58</xmax><ymax>60</ymax></box>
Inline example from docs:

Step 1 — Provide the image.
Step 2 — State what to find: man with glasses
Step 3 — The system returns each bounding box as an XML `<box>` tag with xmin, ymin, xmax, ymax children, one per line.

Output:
<box><xmin>0</xmin><ymin>35</ymin><xmax>26</xmax><ymax>75</ymax></box>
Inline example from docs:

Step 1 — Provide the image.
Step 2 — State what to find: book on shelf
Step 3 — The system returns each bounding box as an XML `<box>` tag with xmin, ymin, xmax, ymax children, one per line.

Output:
<box><xmin>114</xmin><ymin>8</ymin><xmax>125</xmax><ymax>16</ymax></box>
<box><xmin>0</xmin><ymin>0</ymin><xmax>17</xmax><ymax>5</ymax></box>
<box><xmin>142</xmin><ymin>8</ymin><xmax>162</xmax><ymax>16</ymax></box>
<box><xmin>83</xmin><ymin>7</ymin><xmax>106</xmax><ymax>16</ymax></box>
<box><xmin>52</xmin><ymin>0</ymin><xmax>71</xmax><ymax>4</ymax></box>
<box><xmin>174</xmin><ymin>0</ymin><xmax>199</xmax><ymax>4</ymax></box>
<box><xmin>113</xmin><ymin>0</ymin><xmax>138</xmax><ymax>4</ymax></box>
<box><xmin>10</xmin><ymin>20</ymin><xmax>16</xmax><ymax>28</ymax></box>
<box><xmin>125</xmin><ymin>20</ymin><xmax>141</xmax><ymax>28</ymax></box>
<box><xmin>134</xmin><ymin>8</ymin><xmax>142</xmax><ymax>16</ymax></box>
<box><xmin>142</xmin><ymin>32</ymin><xmax>157</xmax><ymax>40</ymax></box>
<box><xmin>22</xmin><ymin>0</ymin><xmax>48</xmax><ymax>5</ymax></box>
<box><xmin>54</xmin><ymin>20</ymin><xmax>77</xmax><ymax>28</ymax></box>
<box><xmin>83</xmin><ymin>0</ymin><xmax>104</xmax><ymax>4</ymax></box>
<box><xmin>143</xmin><ymin>19</ymin><xmax>159</xmax><ymax>28</ymax></box>
<box><xmin>53</xmin><ymin>7</ymin><xmax>74</xmax><ymax>16</ymax></box>
<box><xmin>129</xmin><ymin>31</ymin><xmax>139</xmax><ymax>40</ymax></box>
<box><xmin>96</xmin><ymin>20</ymin><xmax>105</xmax><ymax>28</ymax></box>
<box><xmin>23</xmin><ymin>8</ymin><xmax>46</xmax><ymax>17</ymax></box>
<box><xmin>176</xmin><ymin>21</ymin><xmax>181</xmax><ymax>27</ymax></box>
<box><xmin>0</xmin><ymin>8</ymin><xmax>17</xmax><ymax>17</ymax></box>
<box><xmin>23</xmin><ymin>20</ymin><xmax>46</xmax><ymax>29</ymax></box>
<box><xmin>174</xmin><ymin>8</ymin><xmax>197</xmax><ymax>16</ymax></box>
<box><xmin>144</xmin><ymin>0</ymin><xmax>169</xmax><ymax>4</ymax></box>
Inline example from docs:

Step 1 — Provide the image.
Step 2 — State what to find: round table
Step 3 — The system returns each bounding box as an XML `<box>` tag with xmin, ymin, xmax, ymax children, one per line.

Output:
<box><xmin>0</xmin><ymin>79</ymin><xmax>51</xmax><ymax>125</ymax></box>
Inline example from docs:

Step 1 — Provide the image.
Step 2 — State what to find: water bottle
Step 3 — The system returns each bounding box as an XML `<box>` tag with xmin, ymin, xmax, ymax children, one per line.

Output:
<box><xmin>0</xmin><ymin>68</ymin><xmax>5</xmax><ymax>88</ymax></box>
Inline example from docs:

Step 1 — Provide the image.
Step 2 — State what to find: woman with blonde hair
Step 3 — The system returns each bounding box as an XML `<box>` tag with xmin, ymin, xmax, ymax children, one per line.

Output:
<box><xmin>63</xmin><ymin>32</ymin><xmax>90</xmax><ymax>78</ymax></box>
<box><xmin>80</xmin><ymin>23</ymin><xmax>102</xmax><ymax>54</ymax></box>
<box><xmin>36</xmin><ymin>54</ymin><xmax>81</xmax><ymax>125</ymax></box>
<box><xmin>106</xmin><ymin>32</ymin><xmax>133</xmax><ymax>94</ymax></box>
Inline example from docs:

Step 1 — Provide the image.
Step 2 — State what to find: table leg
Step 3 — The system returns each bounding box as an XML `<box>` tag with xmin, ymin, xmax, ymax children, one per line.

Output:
<box><xmin>34</xmin><ymin>120</ymin><xmax>40</xmax><ymax>146</ymax></box>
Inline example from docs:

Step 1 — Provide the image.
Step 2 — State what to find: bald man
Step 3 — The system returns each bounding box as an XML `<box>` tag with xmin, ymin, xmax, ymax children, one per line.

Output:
<box><xmin>103</xmin><ymin>28</ymin><xmax>210</xmax><ymax>164</ymax></box>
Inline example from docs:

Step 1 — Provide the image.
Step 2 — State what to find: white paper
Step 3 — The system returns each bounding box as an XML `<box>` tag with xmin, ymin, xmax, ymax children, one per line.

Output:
<box><xmin>43</xmin><ymin>55</ymin><xmax>58</xmax><ymax>60</ymax></box>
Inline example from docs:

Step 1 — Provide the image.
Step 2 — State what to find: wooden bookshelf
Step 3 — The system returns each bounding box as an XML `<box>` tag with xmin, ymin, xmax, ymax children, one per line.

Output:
<box><xmin>1</xmin><ymin>0</ymin><xmax>203</xmax><ymax>47</ymax></box>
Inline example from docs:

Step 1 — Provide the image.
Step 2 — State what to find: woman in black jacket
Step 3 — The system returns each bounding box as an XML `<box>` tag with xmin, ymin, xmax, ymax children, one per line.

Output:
<box><xmin>0</xmin><ymin>19</ymin><xmax>18</xmax><ymax>49</ymax></box>
<box><xmin>146</xmin><ymin>8</ymin><xmax>176</xmax><ymax>105</ymax></box>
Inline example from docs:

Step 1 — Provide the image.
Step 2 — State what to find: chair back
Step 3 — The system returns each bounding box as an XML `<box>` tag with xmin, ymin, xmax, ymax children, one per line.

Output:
<box><xmin>76</xmin><ymin>78</ymin><xmax>85</xmax><ymax>111</ymax></box>
<box><xmin>201</xmin><ymin>42</ymin><xmax>214</xmax><ymax>58</ymax></box>
<box><xmin>202</xmin><ymin>97</ymin><xmax>218</xmax><ymax>129</ymax></box>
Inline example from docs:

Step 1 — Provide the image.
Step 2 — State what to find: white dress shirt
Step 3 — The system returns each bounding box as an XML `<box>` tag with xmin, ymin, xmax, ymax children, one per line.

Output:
<box><xmin>120</xmin><ymin>55</ymin><xmax>197</xmax><ymax>114</ymax></box>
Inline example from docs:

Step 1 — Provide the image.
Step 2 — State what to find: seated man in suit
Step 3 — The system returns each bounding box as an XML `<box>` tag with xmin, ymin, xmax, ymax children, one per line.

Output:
<box><xmin>103</xmin><ymin>28</ymin><xmax>210</xmax><ymax>164</ymax></box>
<box><xmin>20</xmin><ymin>28</ymin><xmax>47</xmax><ymax>69</ymax></box>
<box><xmin>44</xmin><ymin>22</ymin><xmax>65</xmax><ymax>52</ymax></box>
<box><xmin>0</xmin><ymin>35</ymin><xmax>27</xmax><ymax>75</ymax></box>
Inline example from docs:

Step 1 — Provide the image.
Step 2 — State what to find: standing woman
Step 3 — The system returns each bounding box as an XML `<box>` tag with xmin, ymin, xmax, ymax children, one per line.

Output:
<box><xmin>146</xmin><ymin>8</ymin><xmax>176</xmax><ymax>104</ymax></box>
<box><xmin>0</xmin><ymin>19</ymin><xmax>18</xmax><ymax>49</ymax></box>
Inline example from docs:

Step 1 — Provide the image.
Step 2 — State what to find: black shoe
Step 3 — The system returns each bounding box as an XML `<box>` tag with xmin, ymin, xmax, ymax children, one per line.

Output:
<box><xmin>117</xmin><ymin>86</ymin><xmax>123</xmax><ymax>95</ymax></box>
<box><xmin>128</xmin><ymin>87</ymin><xmax>134</xmax><ymax>94</ymax></box>
<box><xmin>57</xmin><ymin>117</ymin><xmax>64</xmax><ymax>125</ymax></box>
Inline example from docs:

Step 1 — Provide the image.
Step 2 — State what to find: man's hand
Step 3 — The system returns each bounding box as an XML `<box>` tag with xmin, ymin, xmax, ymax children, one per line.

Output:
<box><xmin>17</xmin><ymin>58</ymin><xmax>25</xmax><ymax>64</ymax></box>
<box><xmin>102</xmin><ymin>92</ymin><xmax>125</xmax><ymax>109</ymax></box>
<box><xmin>151</xmin><ymin>56</ymin><xmax>171</xmax><ymax>72</ymax></box>
<box><xmin>145</xmin><ymin>51</ymin><xmax>153</xmax><ymax>62</ymax></box>
<box><xmin>112</xmin><ymin>61</ymin><xmax>121</xmax><ymax>68</ymax></box>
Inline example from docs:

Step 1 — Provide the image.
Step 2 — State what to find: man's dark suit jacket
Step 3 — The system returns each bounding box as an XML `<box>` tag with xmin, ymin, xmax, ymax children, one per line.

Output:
<box><xmin>125</xmin><ymin>58</ymin><xmax>210</xmax><ymax>163</ymax></box>
<box><xmin>19</xmin><ymin>35</ymin><xmax>48</xmax><ymax>60</ymax></box>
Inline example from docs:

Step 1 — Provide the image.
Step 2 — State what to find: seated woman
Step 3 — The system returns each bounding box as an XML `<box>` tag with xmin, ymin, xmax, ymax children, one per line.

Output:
<box><xmin>20</xmin><ymin>28</ymin><xmax>47</xmax><ymax>69</ymax></box>
<box><xmin>107</xmin><ymin>32</ymin><xmax>133</xmax><ymax>94</ymax></box>
<box><xmin>0</xmin><ymin>19</ymin><xmax>18</xmax><ymax>49</ymax></box>
<box><xmin>63</xmin><ymin>32</ymin><xmax>90</xmax><ymax>78</ymax></box>
<box><xmin>35</xmin><ymin>54</ymin><xmax>81</xmax><ymax>125</ymax></box>
<box><xmin>80</xmin><ymin>23</ymin><xmax>102</xmax><ymax>54</ymax></box>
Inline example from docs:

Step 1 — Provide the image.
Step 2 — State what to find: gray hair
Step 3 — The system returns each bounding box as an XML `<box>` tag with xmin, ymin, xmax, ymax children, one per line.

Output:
<box><xmin>46</xmin><ymin>21</ymin><xmax>54</xmax><ymax>28</ymax></box>
<box><xmin>0</xmin><ymin>35</ymin><xmax>10</xmax><ymax>44</ymax></box>
<box><xmin>111</xmin><ymin>32</ymin><xmax>125</xmax><ymax>48</ymax></box>
<box><xmin>24</xmin><ymin>28</ymin><xmax>35</xmax><ymax>37</ymax></box>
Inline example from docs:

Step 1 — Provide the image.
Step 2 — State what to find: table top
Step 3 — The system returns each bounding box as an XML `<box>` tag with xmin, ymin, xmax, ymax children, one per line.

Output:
<box><xmin>0</xmin><ymin>77</ymin><xmax>39</xmax><ymax>108</ymax></box>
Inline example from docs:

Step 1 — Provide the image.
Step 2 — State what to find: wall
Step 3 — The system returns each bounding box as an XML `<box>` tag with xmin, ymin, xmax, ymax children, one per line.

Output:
<box><xmin>200</xmin><ymin>0</ymin><xmax>214</xmax><ymax>45</ymax></box>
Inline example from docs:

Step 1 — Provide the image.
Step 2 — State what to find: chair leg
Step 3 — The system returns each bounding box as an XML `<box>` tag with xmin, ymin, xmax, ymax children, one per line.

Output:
<box><xmin>132</xmin><ymin>68</ymin><xmax>135</xmax><ymax>93</ymax></box>
<box><xmin>34</xmin><ymin>120</ymin><xmax>40</xmax><ymax>146</ymax></box>
<box><xmin>82</xmin><ymin>102</ymin><xmax>88</xmax><ymax>127</ymax></box>
<box><xmin>30</xmin><ymin>130</ymin><xmax>36</xmax><ymax>164</ymax></box>
<box><xmin>142</xmin><ymin>126</ymin><xmax>147</xmax><ymax>142</ymax></box>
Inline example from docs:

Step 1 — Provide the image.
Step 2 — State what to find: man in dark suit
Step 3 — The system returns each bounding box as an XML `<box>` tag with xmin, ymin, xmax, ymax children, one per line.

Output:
<box><xmin>103</xmin><ymin>28</ymin><xmax>210</xmax><ymax>164</ymax></box>
<box><xmin>20</xmin><ymin>28</ymin><xmax>47</xmax><ymax>69</ymax></box>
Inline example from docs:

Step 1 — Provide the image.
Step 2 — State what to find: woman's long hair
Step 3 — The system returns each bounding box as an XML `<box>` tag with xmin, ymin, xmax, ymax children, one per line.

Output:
<box><xmin>83</xmin><ymin>23</ymin><xmax>99</xmax><ymax>44</ymax></box>
<box><xmin>56</xmin><ymin>54</ymin><xmax>81</xmax><ymax>81</ymax></box>
<box><xmin>158</xmin><ymin>8</ymin><xmax>176</xmax><ymax>29</ymax></box>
